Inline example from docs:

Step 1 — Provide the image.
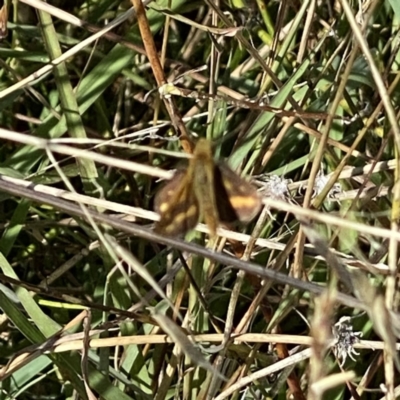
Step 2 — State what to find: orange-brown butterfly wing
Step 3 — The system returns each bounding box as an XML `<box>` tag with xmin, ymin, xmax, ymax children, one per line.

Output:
<box><xmin>0</xmin><ymin>6</ymin><xmax>8</xmax><ymax>39</ymax></box>
<box><xmin>215</xmin><ymin>163</ymin><xmax>262</xmax><ymax>223</ymax></box>
<box><xmin>154</xmin><ymin>170</ymin><xmax>199</xmax><ymax>236</ymax></box>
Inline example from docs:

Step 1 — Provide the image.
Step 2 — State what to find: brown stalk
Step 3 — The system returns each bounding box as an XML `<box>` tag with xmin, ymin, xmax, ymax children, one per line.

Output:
<box><xmin>130</xmin><ymin>0</ymin><xmax>193</xmax><ymax>153</ymax></box>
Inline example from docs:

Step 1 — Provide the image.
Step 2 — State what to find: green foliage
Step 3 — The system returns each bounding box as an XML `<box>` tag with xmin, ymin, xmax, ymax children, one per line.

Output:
<box><xmin>0</xmin><ymin>0</ymin><xmax>399</xmax><ymax>399</ymax></box>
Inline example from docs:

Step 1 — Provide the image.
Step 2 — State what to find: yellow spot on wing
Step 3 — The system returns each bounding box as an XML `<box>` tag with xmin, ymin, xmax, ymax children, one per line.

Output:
<box><xmin>186</xmin><ymin>204</ymin><xmax>198</xmax><ymax>218</ymax></box>
<box><xmin>159</xmin><ymin>203</ymin><xmax>169</xmax><ymax>212</ymax></box>
<box><xmin>229</xmin><ymin>196</ymin><xmax>259</xmax><ymax>207</ymax></box>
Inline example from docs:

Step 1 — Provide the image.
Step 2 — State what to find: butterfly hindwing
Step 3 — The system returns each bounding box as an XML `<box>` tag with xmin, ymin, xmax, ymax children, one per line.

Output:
<box><xmin>216</xmin><ymin>163</ymin><xmax>262</xmax><ymax>223</ymax></box>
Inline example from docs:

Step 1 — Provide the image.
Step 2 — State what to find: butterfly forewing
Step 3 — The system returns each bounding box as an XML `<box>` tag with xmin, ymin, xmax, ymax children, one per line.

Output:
<box><xmin>154</xmin><ymin>170</ymin><xmax>199</xmax><ymax>236</ymax></box>
<box><xmin>216</xmin><ymin>163</ymin><xmax>262</xmax><ymax>223</ymax></box>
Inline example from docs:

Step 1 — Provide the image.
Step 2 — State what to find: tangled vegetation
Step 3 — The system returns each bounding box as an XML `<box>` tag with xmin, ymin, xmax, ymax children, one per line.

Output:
<box><xmin>0</xmin><ymin>0</ymin><xmax>400</xmax><ymax>399</ymax></box>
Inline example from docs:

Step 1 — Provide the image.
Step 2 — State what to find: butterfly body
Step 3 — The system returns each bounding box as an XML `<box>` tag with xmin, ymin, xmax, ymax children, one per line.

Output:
<box><xmin>191</xmin><ymin>142</ymin><xmax>219</xmax><ymax>235</ymax></box>
<box><xmin>154</xmin><ymin>139</ymin><xmax>262</xmax><ymax>237</ymax></box>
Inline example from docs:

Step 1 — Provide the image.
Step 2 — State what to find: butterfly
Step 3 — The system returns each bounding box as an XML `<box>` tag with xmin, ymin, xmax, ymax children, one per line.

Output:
<box><xmin>154</xmin><ymin>139</ymin><xmax>262</xmax><ymax>236</ymax></box>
